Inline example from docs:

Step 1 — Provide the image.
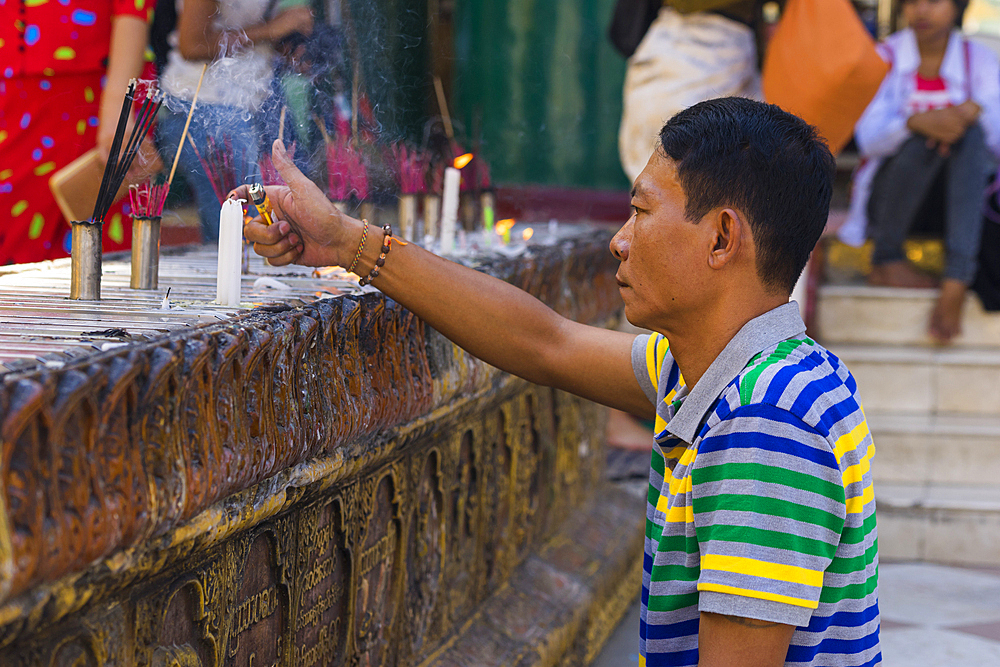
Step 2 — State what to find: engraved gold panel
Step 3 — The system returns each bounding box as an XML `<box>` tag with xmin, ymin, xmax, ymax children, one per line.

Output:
<box><xmin>293</xmin><ymin>497</ymin><xmax>350</xmax><ymax>667</ymax></box>
<box><xmin>352</xmin><ymin>471</ymin><xmax>402</xmax><ymax>667</ymax></box>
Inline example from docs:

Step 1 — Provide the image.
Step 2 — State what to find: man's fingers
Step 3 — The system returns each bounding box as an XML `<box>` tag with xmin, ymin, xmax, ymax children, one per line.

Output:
<box><xmin>251</xmin><ymin>235</ymin><xmax>299</xmax><ymax>259</ymax></box>
<box><xmin>230</xmin><ymin>184</ymin><xmax>252</xmax><ymax>201</ymax></box>
<box><xmin>244</xmin><ymin>219</ymin><xmax>293</xmax><ymax>246</ymax></box>
<box><xmin>253</xmin><ymin>243</ymin><xmax>302</xmax><ymax>266</ymax></box>
<box><xmin>272</xmin><ymin>140</ymin><xmax>310</xmax><ymax>191</ymax></box>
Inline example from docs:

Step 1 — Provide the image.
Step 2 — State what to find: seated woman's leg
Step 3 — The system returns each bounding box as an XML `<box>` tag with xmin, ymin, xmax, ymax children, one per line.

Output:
<box><xmin>868</xmin><ymin>136</ymin><xmax>945</xmax><ymax>288</ymax></box>
<box><xmin>931</xmin><ymin>123</ymin><xmax>989</xmax><ymax>342</ymax></box>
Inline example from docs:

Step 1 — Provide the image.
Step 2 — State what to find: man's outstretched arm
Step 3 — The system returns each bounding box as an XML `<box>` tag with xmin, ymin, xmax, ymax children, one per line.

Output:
<box><xmin>234</xmin><ymin>140</ymin><xmax>654</xmax><ymax>420</ymax></box>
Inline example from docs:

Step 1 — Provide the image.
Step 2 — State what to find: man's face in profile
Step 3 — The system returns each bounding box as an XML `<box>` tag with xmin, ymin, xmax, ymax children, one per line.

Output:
<box><xmin>612</xmin><ymin>152</ymin><xmax>717</xmax><ymax>333</ymax></box>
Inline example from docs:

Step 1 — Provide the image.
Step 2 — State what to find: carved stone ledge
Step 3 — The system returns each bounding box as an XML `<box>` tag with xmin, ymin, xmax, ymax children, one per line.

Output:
<box><xmin>0</xmin><ymin>231</ymin><xmax>644</xmax><ymax>664</ymax></box>
<box><xmin>0</xmin><ymin>384</ymin><xmax>642</xmax><ymax>666</ymax></box>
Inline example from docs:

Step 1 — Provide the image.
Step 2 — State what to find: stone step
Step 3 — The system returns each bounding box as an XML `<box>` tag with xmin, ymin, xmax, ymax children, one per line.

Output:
<box><xmin>817</xmin><ymin>285</ymin><xmax>1000</xmax><ymax>349</ymax></box>
<box><xmin>869</xmin><ymin>412</ymin><xmax>1000</xmax><ymax>487</ymax></box>
<box><xmin>832</xmin><ymin>344</ymin><xmax>1000</xmax><ymax>416</ymax></box>
<box><xmin>877</xmin><ymin>482</ymin><xmax>1000</xmax><ymax>567</ymax></box>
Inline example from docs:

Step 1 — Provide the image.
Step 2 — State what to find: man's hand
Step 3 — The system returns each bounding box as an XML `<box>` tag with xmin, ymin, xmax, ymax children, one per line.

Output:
<box><xmin>231</xmin><ymin>140</ymin><xmax>354</xmax><ymax>268</ymax></box>
<box><xmin>698</xmin><ymin>612</ymin><xmax>795</xmax><ymax>667</ymax></box>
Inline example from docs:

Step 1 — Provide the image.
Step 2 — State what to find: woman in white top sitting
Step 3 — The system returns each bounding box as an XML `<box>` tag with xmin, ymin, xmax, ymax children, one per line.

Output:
<box><xmin>157</xmin><ymin>0</ymin><xmax>312</xmax><ymax>241</ymax></box>
<box><xmin>844</xmin><ymin>0</ymin><xmax>1000</xmax><ymax>343</ymax></box>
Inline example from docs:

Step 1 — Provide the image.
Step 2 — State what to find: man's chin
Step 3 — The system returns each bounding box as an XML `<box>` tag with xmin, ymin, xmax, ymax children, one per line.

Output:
<box><xmin>622</xmin><ymin>304</ymin><xmax>649</xmax><ymax>331</ymax></box>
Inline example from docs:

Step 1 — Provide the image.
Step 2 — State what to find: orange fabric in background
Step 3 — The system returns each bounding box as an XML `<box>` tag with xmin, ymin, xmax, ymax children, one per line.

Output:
<box><xmin>762</xmin><ymin>0</ymin><xmax>889</xmax><ymax>155</ymax></box>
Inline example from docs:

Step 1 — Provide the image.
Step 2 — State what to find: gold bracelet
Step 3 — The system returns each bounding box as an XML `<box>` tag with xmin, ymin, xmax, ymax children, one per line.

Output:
<box><xmin>347</xmin><ymin>219</ymin><xmax>368</xmax><ymax>274</ymax></box>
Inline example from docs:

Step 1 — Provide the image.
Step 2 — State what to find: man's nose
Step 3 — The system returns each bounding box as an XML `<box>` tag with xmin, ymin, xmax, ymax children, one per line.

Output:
<box><xmin>610</xmin><ymin>217</ymin><xmax>633</xmax><ymax>261</ymax></box>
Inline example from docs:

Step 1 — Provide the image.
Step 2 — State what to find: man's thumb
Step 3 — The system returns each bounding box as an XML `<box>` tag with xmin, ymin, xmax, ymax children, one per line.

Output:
<box><xmin>272</xmin><ymin>139</ymin><xmax>305</xmax><ymax>187</ymax></box>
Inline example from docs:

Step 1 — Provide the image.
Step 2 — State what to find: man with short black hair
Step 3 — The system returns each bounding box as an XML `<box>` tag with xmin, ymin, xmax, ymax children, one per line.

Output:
<box><xmin>236</xmin><ymin>97</ymin><xmax>881</xmax><ymax>667</ymax></box>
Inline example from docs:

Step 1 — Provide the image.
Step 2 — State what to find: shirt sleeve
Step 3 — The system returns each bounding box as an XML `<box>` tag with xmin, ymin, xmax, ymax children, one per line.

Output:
<box><xmin>691</xmin><ymin>403</ymin><xmax>847</xmax><ymax>627</ymax></box>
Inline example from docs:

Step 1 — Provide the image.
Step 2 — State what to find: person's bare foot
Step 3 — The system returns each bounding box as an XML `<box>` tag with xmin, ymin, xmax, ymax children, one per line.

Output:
<box><xmin>929</xmin><ymin>279</ymin><xmax>967</xmax><ymax>344</ymax></box>
<box><xmin>868</xmin><ymin>261</ymin><xmax>939</xmax><ymax>289</ymax></box>
<box><xmin>606</xmin><ymin>408</ymin><xmax>653</xmax><ymax>451</ymax></box>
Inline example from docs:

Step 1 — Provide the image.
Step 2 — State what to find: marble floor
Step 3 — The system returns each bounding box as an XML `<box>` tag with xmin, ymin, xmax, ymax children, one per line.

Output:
<box><xmin>591</xmin><ymin>562</ymin><xmax>1000</xmax><ymax>667</ymax></box>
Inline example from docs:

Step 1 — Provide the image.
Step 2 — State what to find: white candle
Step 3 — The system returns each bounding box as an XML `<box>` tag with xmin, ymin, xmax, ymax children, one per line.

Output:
<box><xmin>216</xmin><ymin>198</ymin><xmax>244</xmax><ymax>306</ymax></box>
<box><xmin>440</xmin><ymin>166</ymin><xmax>460</xmax><ymax>253</ymax></box>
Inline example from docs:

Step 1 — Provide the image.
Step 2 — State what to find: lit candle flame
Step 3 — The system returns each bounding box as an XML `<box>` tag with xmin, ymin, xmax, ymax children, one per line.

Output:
<box><xmin>496</xmin><ymin>219</ymin><xmax>515</xmax><ymax>234</ymax></box>
<box><xmin>522</xmin><ymin>227</ymin><xmax>534</xmax><ymax>241</ymax></box>
<box><xmin>453</xmin><ymin>153</ymin><xmax>474</xmax><ymax>169</ymax></box>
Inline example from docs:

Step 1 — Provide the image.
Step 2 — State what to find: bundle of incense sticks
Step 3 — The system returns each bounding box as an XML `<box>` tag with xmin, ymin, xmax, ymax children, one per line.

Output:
<box><xmin>326</xmin><ymin>137</ymin><xmax>368</xmax><ymax>202</ymax></box>
<box><xmin>92</xmin><ymin>81</ymin><xmax>163</xmax><ymax>222</ymax></box>
<box><xmin>393</xmin><ymin>144</ymin><xmax>427</xmax><ymax>195</ymax></box>
<box><xmin>187</xmin><ymin>134</ymin><xmax>246</xmax><ymax>205</ymax></box>
<box><xmin>128</xmin><ymin>177</ymin><xmax>169</xmax><ymax>218</ymax></box>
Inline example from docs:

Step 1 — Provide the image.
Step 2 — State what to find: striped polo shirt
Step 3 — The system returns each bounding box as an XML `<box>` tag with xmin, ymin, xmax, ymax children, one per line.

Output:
<box><xmin>632</xmin><ymin>303</ymin><xmax>880</xmax><ymax>667</ymax></box>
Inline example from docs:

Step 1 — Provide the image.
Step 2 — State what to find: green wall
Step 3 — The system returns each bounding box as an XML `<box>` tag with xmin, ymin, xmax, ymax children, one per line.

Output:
<box><xmin>342</xmin><ymin>0</ymin><xmax>430</xmax><ymax>142</ymax></box>
<box><xmin>453</xmin><ymin>0</ymin><xmax>631</xmax><ymax>190</ymax></box>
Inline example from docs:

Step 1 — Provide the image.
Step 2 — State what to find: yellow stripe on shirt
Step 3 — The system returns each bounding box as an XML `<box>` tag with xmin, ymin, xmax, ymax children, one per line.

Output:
<box><xmin>646</xmin><ymin>334</ymin><xmax>662</xmax><ymax>389</ymax></box>
<box><xmin>845</xmin><ymin>482</ymin><xmax>875</xmax><ymax>515</ymax></box>
<box><xmin>697</xmin><ymin>582</ymin><xmax>820</xmax><ymax>609</ymax></box>
<box><xmin>833</xmin><ymin>420</ymin><xmax>870</xmax><ymax>464</ymax></box>
<box><xmin>701</xmin><ymin>554</ymin><xmax>824</xmax><ymax>589</ymax></box>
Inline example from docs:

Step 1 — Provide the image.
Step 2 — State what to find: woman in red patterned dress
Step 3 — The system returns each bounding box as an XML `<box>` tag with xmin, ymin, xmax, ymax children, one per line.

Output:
<box><xmin>0</xmin><ymin>0</ymin><xmax>152</xmax><ymax>265</ymax></box>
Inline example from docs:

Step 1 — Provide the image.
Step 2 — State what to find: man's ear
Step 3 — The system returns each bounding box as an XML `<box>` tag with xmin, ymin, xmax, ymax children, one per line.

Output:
<box><xmin>707</xmin><ymin>208</ymin><xmax>745</xmax><ymax>270</ymax></box>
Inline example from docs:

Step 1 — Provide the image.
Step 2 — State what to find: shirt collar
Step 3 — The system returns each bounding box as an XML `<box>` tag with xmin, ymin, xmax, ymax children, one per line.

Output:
<box><xmin>666</xmin><ymin>301</ymin><xmax>807</xmax><ymax>443</ymax></box>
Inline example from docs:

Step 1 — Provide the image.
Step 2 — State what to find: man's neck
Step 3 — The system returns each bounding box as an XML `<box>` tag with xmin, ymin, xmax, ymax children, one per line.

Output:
<box><xmin>665</xmin><ymin>296</ymin><xmax>788</xmax><ymax>389</ymax></box>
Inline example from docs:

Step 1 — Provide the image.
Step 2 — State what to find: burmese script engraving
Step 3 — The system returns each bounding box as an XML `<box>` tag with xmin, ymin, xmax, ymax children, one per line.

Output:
<box><xmin>294</xmin><ymin>500</ymin><xmax>348</xmax><ymax>666</ymax></box>
<box><xmin>359</xmin><ymin>523</ymin><xmax>396</xmax><ymax>579</ymax></box>
<box><xmin>355</xmin><ymin>475</ymin><xmax>400</xmax><ymax>667</ymax></box>
<box><xmin>225</xmin><ymin>533</ymin><xmax>285</xmax><ymax>667</ymax></box>
<box><xmin>231</xmin><ymin>584</ymin><xmax>279</xmax><ymax>646</ymax></box>
<box><xmin>293</xmin><ymin>618</ymin><xmax>341</xmax><ymax>667</ymax></box>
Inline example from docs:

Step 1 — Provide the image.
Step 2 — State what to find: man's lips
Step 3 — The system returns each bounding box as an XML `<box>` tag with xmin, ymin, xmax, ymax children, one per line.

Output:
<box><xmin>616</xmin><ymin>274</ymin><xmax>629</xmax><ymax>288</ymax></box>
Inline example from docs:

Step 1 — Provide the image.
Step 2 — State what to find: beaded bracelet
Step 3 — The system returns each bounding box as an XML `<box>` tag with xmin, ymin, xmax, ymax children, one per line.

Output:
<box><xmin>358</xmin><ymin>225</ymin><xmax>394</xmax><ymax>286</ymax></box>
<box><xmin>347</xmin><ymin>219</ymin><xmax>369</xmax><ymax>274</ymax></box>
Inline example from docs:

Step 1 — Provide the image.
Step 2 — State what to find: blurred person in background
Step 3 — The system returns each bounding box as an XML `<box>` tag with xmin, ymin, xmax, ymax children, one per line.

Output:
<box><xmin>844</xmin><ymin>0</ymin><xmax>1000</xmax><ymax>343</ymax></box>
<box><xmin>156</xmin><ymin>0</ymin><xmax>312</xmax><ymax>242</ymax></box>
<box><xmin>617</xmin><ymin>0</ymin><xmax>763</xmax><ymax>184</ymax></box>
<box><xmin>0</xmin><ymin>0</ymin><xmax>154</xmax><ymax>265</ymax></box>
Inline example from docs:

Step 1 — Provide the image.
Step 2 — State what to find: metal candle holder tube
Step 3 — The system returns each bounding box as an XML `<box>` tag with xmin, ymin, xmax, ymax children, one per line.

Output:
<box><xmin>460</xmin><ymin>192</ymin><xmax>477</xmax><ymax>231</ymax></box>
<box><xmin>130</xmin><ymin>215</ymin><xmax>161</xmax><ymax>290</ymax></box>
<box><xmin>423</xmin><ymin>194</ymin><xmax>441</xmax><ymax>242</ymax></box>
<box><xmin>70</xmin><ymin>220</ymin><xmax>102</xmax><ymax>300</ymax></box>
<box><xmin>398</xmin><ymin>194</ymin><xmax>418</xmax><ymax>241</ymax></box>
